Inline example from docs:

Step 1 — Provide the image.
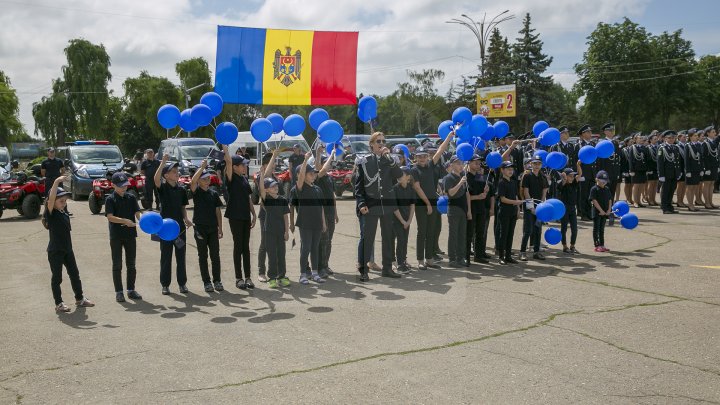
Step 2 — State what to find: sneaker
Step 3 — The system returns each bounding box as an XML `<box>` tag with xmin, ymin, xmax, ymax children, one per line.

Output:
<box><xmin>76</xmin><ymin>297</ymin><xmax>95</xmax><ymax>307</ymax></box>
<box><xmin>268</xmin><ymin>279</ymin><xmax>279</xmax><ymax>288</ymax></box>
<box><xmin>258</xmin><ymin>274</ymin><xmax>268</xmax><ymax>283</ymax></box>
<box><xmin>299</xmin><ymin>274</ymin><xmax>309</xmax><ymax>285</ymax></box>
<box><xmin>533</xmin><ymin>252</ymin><xmax>546</xmax><ymax>260</ymax></box>
<box><xmin>519</xmin><ymin>252</ymin><xmax>528</xmax><ymax>261</ymax></box>
<box><xmin>601</xmin><ymin>246</ymin><xmax>610</xmax><ymax>252</ymax></box>
<box><xmin>433</xmin><ymin>254</ymin><xmax>443</xmax><ymax>261</ymax></box>
<box><xmin>325</xmin><ymin>268</ymin><xmax>335</xmax><ymax>275</ymax></box>
<box><xmin>245</xmin><ymin>279</ymin><xmax>255</xmax><ymax>289</ymax></box>
<box><xmin>499</xmin><ymin>258</ymin><xmax>507</xmax><ymax>265</ymax></box>
<box><xmin>179</xmin><ymin>285</ymin><xmax>189</xmax><ymax>294</ymax></box>
<box><xmin>425</xmin><ymin>261</ymin><xmax>440</xmax><ymax>269</ymax></box>
<box><xmin>161</xmin><ymin>286</ymin><xmax>170</xmax><ymax>295</ymax></box>
<box><xmin>127</xmin><ymin>290</ymin><xmax>143</xmax><ymax>300</ymax></box>
<box><xmin>418</xmin><ymin>263</ymin><xmax>427</xmax><ymax>271</ymax></box>
<box><xmin>279</xmin><ymin>277</ymin><xmax>291</xmax><ymax>287</ymax></box>
<box><xmin>213</xmin><ymin>282</ymin><xmax>224</xmax><ymax>292</ymax></box>
<box><xmin>570</xmin><ymin>247</ymin><xmax>580</xmax><ymax>254</ymax></box>
<box><xmin>318</xmin><ymin>269</ymin><xmax>330</xmax><ymax>279</ymax></box>
<box><xmin>204</xmin><ymin>283</ymin><xmax>214</xmax><ymax>292</ymax></box>
<box><xmin>506</xmin><ymin>257</ymin><xmax>519</xmax><ymax>264</ymax></box>
<box><xmin>563</xmin><ymin>246</ymin><xmax>570</xmax><ymax>254</ymax></box>
<box><xmin>55</xmin><ymin>302</ymin><xmax>71</xmax><ymax>312</ymax></box>
<box><xmin>448</xmin><ymin>261</ymin><xmax>461</xmax><ymax>268</ymax></box>
<box><xmin>236</xmin><ymin>279</ymin><xmax>247</xmax><ymax>290</ymax></box>
<box><xmin>311</xmin><ymin>272</ymin><xmax>326</xmax><ymax>283</ymax></box>
<box><xmin>594</xmin><ymin>246</ymin><xmax>603</xmax><ymax>252</ymax></box>
<box><xmin>116</xmin><ymin>292</ymin><xmax>126</xmax><ymax>302</ymax></box>
<box><xmin>397</xmin><ymin>265</ymin><xmax>410</xmax><ymax>274</ymax></box>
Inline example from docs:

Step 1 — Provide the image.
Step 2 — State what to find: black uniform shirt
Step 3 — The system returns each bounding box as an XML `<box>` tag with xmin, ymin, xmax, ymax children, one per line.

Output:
<box><xmin>497</xmin><ymin>177</ymin><xmax>519</xmax><ymax>217</ymax></box>
<box><xmin>225</xmin><ymin>173</ymin><xmax>252</xmax><ymax>220</ymax></box>
<box><xmin>105</xmin><ymin>191</ymin><xmax>140</xmax><ymax>239</ymax></box>
<box><xmin>559</xmin><ymin>181</ymin><xmax>579</xmax><ymax>208</ymax></box>
<box><xmin>316</xmin><ymin>175</ymin><xmax>336</xmax><ymax>217</ymax></box>
<box><xmin>262</xmin><ymin>195</ymin><xmax>290</xmax><ymax>235</ymax></box>
<box><xmin>443</xmin><ymin>172</ymin><xmax>468</xmax><ymax>213</ymax></box>
<box><xmin>159</xmin><ymin>181</ymin><xmax>189</xmax><ymax>225</ymax></box>
<box><xmin>466</xmin><ymin>170</ymin><xmax>487</xmax><ymax>212</ymax></box>
<box><xmin>140</xmin><ymin>159</ymin><xmax>161</xmax><ymax>180</ymax></box>
<box><xmin>192</xmin><ymin>187</ymin><xmax>223</xmax><ymax>227</ymax></box>
<box><xmin>589</xmin><ymin>184</ymin><xmax>612</xmax><ymax>217</ymax></box>
<box><xmin>41</xmin><ymin>158</ymin><xmax>63</xmax><ymax>179</ymax></box>
<box><xmin>521</xmin><ymin>171</ymin><xmax>548</xmax><ymax>201</ymax></box>
<box><xmin>46</xmin><ymin>208</ymin><xmax>72</xmax><ymax>252</ymax></box>
<box><xmin>291</xmin><ymin>184</ymin><xmax>324</xmax><ymax>230</ymax></box>
<box><xmin>392</xmin><ymin>183</ymin><xmax>416</xmax><ymax>221</ymax></box>
<box><xmin>412</xmin><ymin>161</ymin><xmax>438</xmax><ymax>205</ymax></box>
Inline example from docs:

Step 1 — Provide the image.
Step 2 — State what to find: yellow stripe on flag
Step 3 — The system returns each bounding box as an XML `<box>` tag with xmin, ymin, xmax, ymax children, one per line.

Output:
<box><xmin>263</xmin><ymin>29</ymin><xmax>314</xmax><ymax>105</ymax></box>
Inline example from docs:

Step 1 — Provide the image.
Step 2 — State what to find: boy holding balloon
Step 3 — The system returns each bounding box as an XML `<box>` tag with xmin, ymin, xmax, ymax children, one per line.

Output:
<box><xmin>558</xmin><ymin>163</ymin><xmax>583</xmax><ymax>254</ymax></box>
<box><xmin>496</xmin><ymin>161</ymin><xmax>524</xmax><ymax>265</ymax></box>
<box><xmin>105</xmin><ymin>172</ymin><xmax>143</xmax><ymax>302</ymax></box>
<box><xmin>590</xmin><ymin>171</ymin><xmax>613</xmax><ymax>252</ymax></box>
<box><xmin>189</xmin><ymin>160</ymin><xmax>224</xmax><ymax>293</ymax></box>
<box><xmin>519</xmin><ymin>156</ymin><xmax>548</xmax><ymax>261</ymax></box>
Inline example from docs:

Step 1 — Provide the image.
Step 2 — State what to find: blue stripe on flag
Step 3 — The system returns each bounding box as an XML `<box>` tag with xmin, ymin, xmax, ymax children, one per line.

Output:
<box><xmin>215</xmin><ymin>26</ymin><xmax>266</xmax><ymax>104</ymax></box>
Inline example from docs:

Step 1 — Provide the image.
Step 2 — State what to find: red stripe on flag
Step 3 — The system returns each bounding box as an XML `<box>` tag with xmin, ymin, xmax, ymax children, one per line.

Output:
<box><xmin>311</xmin><ymin>31</ymin><xmax>358</xmax><ymax>105</ymax></box>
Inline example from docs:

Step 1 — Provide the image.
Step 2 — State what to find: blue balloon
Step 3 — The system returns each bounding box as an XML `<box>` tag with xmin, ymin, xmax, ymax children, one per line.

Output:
<box><xmin>533</xmin><ymin>121</ymin><xmax>549</xmax><ymax>137</ymax></box>
<box><xmin>544</xmin><ymin>228</ymin><xmax>562</xmax><ymax>245</ymax></box>
<box><xmin>283</xmin><ymin>114</ymin><xmax>306</xmax><ymax>136</ymax></box>
<box><xmin>266</xmin><ymin>113</ymin><xmax>284</xmax><ymax>134</ymax></box>
<box><xmin>438</xmin><ymin>120</ymin><xmax>454</xmax><ymax>140</ymax></box>
<box><xmin>393</xmin><ymin>144</ymin><xmax>410</xmax><ymax>158</ymax></box>
<box><xmin>318</xmin><ymin>120</ymin><xmax>344</xmax><ymax>143</ymax></box>
<box><xmin>534</xmin><ymin>149</ymin><xmax>549</xmax><ymax>166</ymax></box>
<box><xmin>612</xmin><ymin>201</ymin><xmax>630</xmax><ymax>217</ymax></box>
<box><xmin>539</xmin><ymin>128</ymin><xmax>561</xmax><ymax>146</ymax></box>
<box><xmin>469</xmin><ymin>114</ymin><xmax>489</xmax><ymax>137</ymax></box>
<box><xmin>179</xmin><ymin>108</ymin><xmax>198</xmax><ymax>132</ymax></box>
<box><xmin>456</xmin><ymin>123</ymin><xmax>471</xmax><ymax>141</ymax></box>
<box><xmin>452</xmin><ymin>107</ymin><xmax>472</xmax><ymax>126</ymax></box>
<box><xmin>545</xmin><ymin>151</ymin><xmax>568</xmax><ymax>170</ymax></box>
<box><xmin>579</xmin><ymin>145</ymin><xmax>598</xmax><ymax>164</ymax></box>
<box><xmin>546</xmin><ymin>198</ymin><xmax>566</xmax><ymax>220</ymax></box>
<box><xmin>250</xmin><ymin>118</ymin><xmax>273</xmax><ymax>142</ymax></box>
<box><xmin>358</xmin><ymin>96</ymin><xmax>378</xmax><ymax>122</ymax></box>
<box><xmin>494</xmin><ymin>120</ymin><xmax>510</xmax><ymax>138</ymax></box>
<box><xmin>437</xmin><ymin>196</ymin><xmax>449</xmax><ymax>214</ymax></box>
<box><xmin>486</xmin><ymin>151</ymin><xmax>503</xmax><ymax>169</ymax></box>
<box><xmin>620</xmin><ymin>213</ymin><xmax>639</xmax><ymax>229</ymax></box>
<box><xmin>472</xmin><ymin>138</ymin><xmax>486</xmax><ymax>151</ymax></box>
<box><xmin>326</xmin><ymin>142</ymin><xmax>344</xmax><ymax>157</ymax></box>
<box><xmin>596</xmin><ymin>140</ymin><xmax>615</xmax><ymax>159</ymax></box>
<box><xmin>215</xmin><ymin>122</ymin><xmax>239</xmax><ymax>145</ymax></box>
<box><xmin>480</xmin><ymin>125</ymin><xmax>495</xmax><ymax>141</ymax></box>
<box><xmin>200</xmin><ymin>92</ymin><xmax>223</xmax><ymax>117</ymax></box>
<box><xmin>456</xmin><ymin>143</ymin><xmax>474</xmax><ymax>161</ymax></box>
<box><xmin>139</xmin><ymin>211</ymin><xmax>163</xmax><ymax>234</ymax></box>
<box><xmin>535</xmin><ymin>202</ymin><xmax>555</xmax><ymax>222</ymax></box>
<box><xmin>157</xmin><ymin>218</ymin><xmax>180</xmax><ymax>241</ymax></box>
<box><xmin>309</xmin><ymin>108</ymin><xmax>330</xmax><ymax>131</ymax></box>
<box><xmin>191</xmin><ymin>104</ymin><xmax>213</xmax><ymax>127</ymax></box>
<box><xmin>157</xmin><ymin>104</ymin><xmax>181</xmax><ymax>129</ymax></box>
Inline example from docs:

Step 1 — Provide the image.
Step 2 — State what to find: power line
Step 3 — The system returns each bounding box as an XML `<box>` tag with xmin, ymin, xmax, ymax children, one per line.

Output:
<box><xmin>590</xmin><ymin>64</ymin><xmax>720</xmax><ymax>84</ymax></box>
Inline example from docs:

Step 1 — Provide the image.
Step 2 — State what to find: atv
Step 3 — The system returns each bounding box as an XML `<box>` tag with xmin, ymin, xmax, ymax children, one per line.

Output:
<box><xmin>88</xmin><ymin>169</ymin><xmax>145</xmax><ymax>214</ymax></box>
<box><xmin>0</xmin><ymin>171</ymin><xmax>46</xmax><ymax>219</ymax></box>
<box><xmin>178</xmin><ymin>162</ymin><xmax>222</xmax><ymax>202</ymax></box>
<box><xmin>328</xmin><ymin>158</ymin><xmax>355</xmax><ymax>197</ymax></box>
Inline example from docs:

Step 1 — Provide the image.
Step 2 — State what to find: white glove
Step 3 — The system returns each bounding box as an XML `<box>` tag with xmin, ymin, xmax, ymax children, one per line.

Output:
<box><xmin>579</xmin><ymin>176</ymin><xmax>585</xmax><ymax>181</ymax></box>
<box><xmin>659</xmin><ymin>177</ymin><xmax>665</xmax><ymax>182</ymax></box>
<box><xmin>629</xmin><ymin>172</ymin><xmax>635</xmax><ymax>176</ymax></box>
<box><xmin>686</xmin><ymin>173</ymin><xmax>691</xmax><ymax>178</ymax></box>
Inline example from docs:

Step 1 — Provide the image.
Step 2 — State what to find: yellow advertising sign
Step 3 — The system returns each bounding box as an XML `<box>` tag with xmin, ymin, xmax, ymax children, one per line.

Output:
<box><xmin>477</xmin><ymin>84</ymin><xmax>516</xmax><ymax>118</ymax></box>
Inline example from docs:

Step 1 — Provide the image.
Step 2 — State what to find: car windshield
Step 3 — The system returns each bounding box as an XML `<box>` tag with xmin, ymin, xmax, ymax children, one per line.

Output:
<box><xmin>180</xmin><ymin>145</ymin><xmax>216</xmax><ymax>160</ymax></box>
<box><xmin>0</xmin><ymin>151</ymin><xmax>8</xmax><ymax>162</ymax></box>
<box><xmin>71</xmin><ymin>147</ymin><xmax>122</xmax><ymax>164</ymax></box>
<box><xmin>350</xmin><ymin>141</ymin><xmax>370</xmax><ymax>154</ymax></box>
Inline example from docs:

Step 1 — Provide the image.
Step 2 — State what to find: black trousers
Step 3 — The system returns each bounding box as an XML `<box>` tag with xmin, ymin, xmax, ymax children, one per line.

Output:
<box><xmin>592</xmin><ymin>216</ymin><xmax>607</xmax><ymax>246</ymax></box>
<box><xmin>660</xmin><ymin>178</ymin><xmax>678</xmax><ymax>212</ymax></box>
<box><xmin>362</xmin><ymin>213</ymin><xmax>394</xmax><ymax>272</ymax></box>
<box><xmin>392</xmin><ymin>220</ymin><xmax>409</xmax><ymax>264</ymax></box>
<box><xmin>299</xmin><ymin>227</ymin><xmax>321</xmax><ymax>275</ymax></box>
<box><xmin>110</xmin><ymin>238</ymin><xmax>136</xmax><ymax>292</ymax></box>
<box><xmin>520</xmin><ymin>210</ymin><xmax>541</xmax><ymax>253</ymax></box>
<box><xmin>319</xmin><ymin>213</ymin><xmax>336</xmax><ymax>271</ymax></box>
<box><xmin>266</xmin><ymin>231</ymin><xmax>287</xmax><ymax>280</ymax></box>
<box><xmin>497</xmin><ymin>214</ymin><xmax>517</xmax><ymax>259</ymax></box>
<box><xmin>194</xmin><ymin>224</ymin><xmax>221</xmax><ymax>283</ymax></box>
<box><xmin>432</xmin><ymin>209</ymin><xmax>442</xmax><ymax>254</ymax></box>
<box><xmin>466</xmin><ymin>207</ymin><xmax>490</xmax><ymax>259</ymax></box>
<box><xmin>258</xmin><ymin>217</ymin><xmax>267</xmax><ymax>275</ymax></box>
<box><xmin>415</xmin><ymin>207</ymin><xmax>438</xmax><ymax>261</ymax></box>
<box><xmin>144</xmin><ymin>183</ymin><xmax>160</xmax><ymax>209</ymax></box>
<box><xmin>561</xmin><ymin>209</ymin><xmax>578</xmax><ymax>246</ymax></box>
<box><xmin>447</xmin><ymin>207</ymin><xmax>467</xmax><ymax>262</ymax></box>
<box><xmin>48</xmin><ymin>250</ymin><xmax>84</xmax><ymax>305</ymax></box>
<box><xmin>160</xmin><ymin>232</ymin><xmax>187</xmax><ymax>287</ymax></box>
<box><xmin>228</xmin><ymin>219</ymin><xmax>251</xmax><ymax>279</ymax></box>
<box><xmin>579</xmin><ymin>180</ymin><xmax>593</xmax><ymax>218</ymax></box>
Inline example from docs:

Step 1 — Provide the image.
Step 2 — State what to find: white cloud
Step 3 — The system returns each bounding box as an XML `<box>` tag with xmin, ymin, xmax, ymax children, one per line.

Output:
<box><xmin>0</xmin><ymin>0</ymin><xmax>652</xmax><ymax>137</ymax></box>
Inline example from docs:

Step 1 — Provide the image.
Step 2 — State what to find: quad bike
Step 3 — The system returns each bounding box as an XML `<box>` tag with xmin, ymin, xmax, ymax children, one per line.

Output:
<box><xmin>88</xmin><ymin>169</ymin><xmax>145</xmax><ymax>214</ymax></box>
<box><xmin>328</xmin><ymin>158</ymin><xmax>355</xmax><ymax>197</ymax></box>
<box><xmin>0</xmin><ymin>171</ymin><xmax>46</xmax><ymax>219</ymax></box>
<box><xmin>179</xmin><ymin>163</ymin><xmax>222</xmax><ymax>202</ymax></box>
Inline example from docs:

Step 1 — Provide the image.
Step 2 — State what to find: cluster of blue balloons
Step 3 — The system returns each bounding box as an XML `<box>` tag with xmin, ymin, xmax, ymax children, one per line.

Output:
<box><xmin>156</xmin><ymin>92</ymin><xmax>242</xmax><ymax>146</ymax></box>
<box><xmin>578</xmin><ymin>139</ymin><xmax>615</xmax><ymax>164</ymax></box>
<box><xmin>250</xmin><ymin>113</ymin><xmax>307</xmax><ymax>143</ymax></box>
<box><xmin>440</xmin><ymin>107</ymin><xmax>513</xmax><ymax>163</ymax></box>
<box><xmin>536</xmin><ymin>198</ymin><xmax>566</xmax><ymax>223</ymax></box>
<box><xmin>139</xmin><ymin>212</ymin><xmax>180</xmax><ymax>241</ymax></box>
<box><xmin>611</xmin><ymin>201</ymin><xmax>639</xmax><ymax>230</ymax></box>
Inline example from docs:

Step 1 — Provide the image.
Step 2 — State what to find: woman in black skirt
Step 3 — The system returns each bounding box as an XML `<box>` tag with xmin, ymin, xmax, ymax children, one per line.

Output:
<box><xmin>684</xmin><ymin>130</ymin><xmax>703</xmax><ymax>212</ymax></box>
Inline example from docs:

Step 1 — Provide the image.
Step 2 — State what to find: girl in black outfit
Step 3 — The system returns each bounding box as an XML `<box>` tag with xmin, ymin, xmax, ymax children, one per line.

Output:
<box><xmin>559</xmin><ymin>163</ymin><xmax>582</xmax><ymax>254</ymax></box>
<box><xmin>496</xmin><ymin>161</ymin><xmax>523</xmax><ymax>265</ymax></box>
<box><xmin>590</xmin><ymin>171</ymin><xmax>613</xmax><ymax>252</ymax></box>
<box><xmin>684</xmin><ymin>131</ymin><xmax>703</xmax><ymax>212</ymax></box>
<box><xmin>222</xmin><ymin>145</ymin><xmax>257</xmax><ymax>289</ymax></box>
<box><xmin>45</xmin><ymin>175</ymin><xmax>95</xmax><ymax>312</ymax></box>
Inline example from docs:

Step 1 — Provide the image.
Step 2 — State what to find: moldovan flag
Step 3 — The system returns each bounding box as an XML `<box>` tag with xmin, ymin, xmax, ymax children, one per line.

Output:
<box><xmin>215</xmin><ymin>26</ymin><xmax>359</xmax><ymax>105</ymax></box>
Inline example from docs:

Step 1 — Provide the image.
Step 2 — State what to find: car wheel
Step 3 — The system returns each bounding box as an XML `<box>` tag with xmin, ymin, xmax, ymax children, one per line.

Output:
<box><xmin>88</xmin><ymin>193</ymin><xmax>103</xmax><ymax>215</ymax></box>
<box><xmin>22</xmin><ymin>194</ymin><xmax>41</xmax><ymax>219</ymax></box>
<box><xmin>335</xmin><ymin>188</ymin><xmax>344</xmax><ymax>198</ymax></box>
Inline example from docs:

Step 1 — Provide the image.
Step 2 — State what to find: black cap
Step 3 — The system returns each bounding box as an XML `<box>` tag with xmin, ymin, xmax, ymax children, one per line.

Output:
<box><xmin>470</xmin><ymin>154</ymin><xmax>482</xmax><ymax>162</ymax></box>
<box><xmin>161</xmin><ymin>161</ymin><xmax>179</xmax><ymax>175</ymax></box>
<box><xmin>558</xmin><ymin>126</ymin><xmax>569</xmax><ymax>133</ymax></box>
<box><xmin>414</xmin><ymin>146</ymin><xmax>429</xmax><ymax>155</ymax></box>
<box><xmin>596</xmin><ymin>170</ymin><xmax>609</xmax><ymax>180</ymax></box>
<box><xmin>500</xmin><ymin>161</ymin><xmax>513</xmax><ymax>169</ymax></box>
<box><xmin>295</xmin><ymin>164</ymin><xmax>317</xmax><ymax>175</ymax></box>
<box><xmin>200</xmin><ymin>170</ymin><xmax>213</xmax><ymax>179</ymax></box>
<box><xmin>662</xmin><ymin>130</ymin><xmax>677</xmax><ymax>137</ymax></box>
<box><xmin>264</xmin><ymin>178</ymin><xmax>278</xmax><ymax>188</ymax></box>
<box><xmin>688</xmin><ymin>128</ymin><xmax>697</xmax><ymax>135</ymax></box>
<box><xmin>111</xmin><ymin>172</ymin><xmax>130</xmax><ymax>187</ymax></box>
<box><xmin>563</xmin><ymin>167</ymin><xmax>577</xmax><ymax>175</ymax></box>
<box><xmin>602</xmin><ymin>122</ymin><xmax>615</xmax><ymax>131</ymax></box>
<box><xmin>400</xmin><ymin>166</ymin><xmax>414</xmax><ymax>176</ymax></box>
<box><xmin>505</xmin><ymin>132</ymin><xmax>515</xmax><ymax>139</ymax></box>
<box><xmin>576</xmin><ymin>125</ymin><xmax>591</xmax><ymax>136</ymax></box>
<box><xmin>447</xmin><ymin>155</ymin><xmax>460</xmax><ymax>165</ymax></box>
<box><xmin>55</xmin><ymin>187</ymin><xmax>71</xmax><ymax>198</ymax></box>
<box><xmin>231</xmin><ymin>155</ymin><xmax>249</xmax><ymax>166</ymax></box>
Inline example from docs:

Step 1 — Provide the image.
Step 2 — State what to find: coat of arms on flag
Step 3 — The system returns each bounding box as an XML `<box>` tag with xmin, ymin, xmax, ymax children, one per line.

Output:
<box><xmin>274</xmin><ymin>47</ymin><xmax>301</xmax><ymax>87</ymax></box>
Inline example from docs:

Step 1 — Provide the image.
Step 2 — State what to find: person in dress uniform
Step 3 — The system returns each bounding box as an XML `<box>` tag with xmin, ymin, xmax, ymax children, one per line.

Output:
<box><xmin>620</xmin><ymin>135</ymin><xmax>635</xmax><ymax>204</ymax></box>
<box><xmin>645</xmin><ymin>131</ymin><xmax>660</xmax><ymax>206</ymax></box>
<box><xmin>629</xmin><ymin>133</ymin><xmax>650</xmax><ymax>208</ymax></box>
<box><xmin>701</xmin><ymin>125</ymin><xmax>719</xmax><ymax>208</ymax></box>
<box><xmin>683</xmin><ymin>129</ymin><xmax>704</xmax><ymax>211</ymax></box>
<box><xmin>657</xmin><ymin>131</ymin><xmax>681</xmax><ymax>214</ymax></box>
<box><xmin>676</xmin><ymin>131</ymin><xmax>689</xmax><ymax>208</ymax></box>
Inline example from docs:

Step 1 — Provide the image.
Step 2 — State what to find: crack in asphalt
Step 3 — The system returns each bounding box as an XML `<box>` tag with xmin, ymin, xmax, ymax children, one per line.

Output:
<box><xmin>605</xmin><ymin>393</ymin><xmax>720</xmax><ymax>404</ymax></box>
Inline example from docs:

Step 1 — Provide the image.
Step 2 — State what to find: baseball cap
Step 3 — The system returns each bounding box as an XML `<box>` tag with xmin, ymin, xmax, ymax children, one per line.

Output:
<box><xmin>414</xmin><ymin>146</ymin><xmax>429</xmax><ymax>155</ymax></box>
<box><xmin>500</xmin><ymin>161</ymin><xmax>514</xmax><ymax>169</ymax></box>
<box><xmin>447</xmin><ymin>155</ymin><xmax>461</xmax><ymax>165</ymax></box>
<box><xmin>199</xmin><ymin>170</ymin><xmax>213</xmax><ymax>179</ymax></box>
<box><xmin>596</xmin><ymin>170</ymin><xmax>609</xmax><ymax>180</ymax></box>
<box><xmin>470</xmin><ymin>154</ymin><xmax>483</xmax><ymax>162</ymax></box>
<box><xmin>295</xmin><ymin>164</ymin><xmax>317</xmax><ymax>175</ymax></box>
<box><xmin>563</xmin><ymin>167</ymin><xmax>577</xmax><ymax>175</ymax></box>
<box><xmin>145</xmin><ymin>148</ymin><xmax>154</xmax><ymax>153</ymax></box>
<box><xmin>400</xmin><ymin>166</ymin><xmax>414</xmax><ymax>176</ymax></box>
<box><xmin>264</xmin><ymin>178</ymin><xmax>278</xmax><ymax>188</ymax></box>
<box><xmin>530</xmin><ymin>155</ymin><xmax>542</xmax><ymax>163</ymax></box>
<box><xmin>293</xmin><ymin>144</ymin><xmax>301</xmax><ymax>149</ymax></box>
<box><xmin>111</xmin><ymin>172</ymin><xmax>131</xmax><ymax>187</ymax></box>
<box><xmin>55</xmin><ymin>187</ymin><xmax>71</xmax><ymax>198</ymax></box>
<box><xmin>161</xmin><ymin>161</ymin><xmax>179</xmax><ymax>175</ymax></box>
<box><xmin>47</xmin><ymin>147</ymin><xmax>56</xmax><ymax>152</ymax></box>
<box><xmin>231</xmin><ymin>155</ymin><xmax>249</xmax><ymax>166</ymax></box>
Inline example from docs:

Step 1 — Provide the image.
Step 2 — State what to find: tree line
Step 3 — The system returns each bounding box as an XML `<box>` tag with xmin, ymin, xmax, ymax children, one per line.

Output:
<box><xmin>1</xmin><ymin>13</ymin><xmax>717</xmax><ymax>157</ymax></box>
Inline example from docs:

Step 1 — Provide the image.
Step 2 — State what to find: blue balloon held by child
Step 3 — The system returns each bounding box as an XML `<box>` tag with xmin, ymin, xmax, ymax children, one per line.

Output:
<box><xmin>452</xmin><ymin>107</ymin><xmax>472</xmax><ymax>126</ymax></box>
<box><xmin>493</xmin><ymin>120</ymin><xmax>510</xmax><ymax>138</ymax></box>
<box><xmin>612</xmin><ymin>201</ymin><xmax>630</xmax><ymax>217</ymax></box>
<box><xmin>215</xmin><ymin>122</ymin><xmax>239</xmax><ymax>145</ymax></box>
<box><xmin>358</xmin><ymin>96</ymin><xmax>378</xmax><ymax>122</ymax></box>
<box><xmin>438</xmin><ymin>120</ymin><xmax>454</xmax><ymax>140</ymax></box>
<box><xmin>620</xmin><ymin>213</ymin><xmax>639</xmax><ymax>229</ymax></box>
<box><xmin>139</xmin><ymin>212</ymin><xmax>163</xmax><ymax>234</ymax></box>
<box><xmin>250</xmin><ymin>118</ymin><xmax>273</xmax><ymax>142</ymax></box>
<box><xmin>157</xmin><ymin>218</ymin><xmax>180</xmax><ymax>241</ymax></box>
<box><xmin>595</xmin><ymin>140</ymin><xmax>615</xmax><ymax>159</ymax></box>
<box><xmin>318</xmin><ymin>120</ymin><xmax>344</xmax><ymax>143</ymax></box>
<box><xmin>437</xmin><ymin>196</ymin><xmax>449</xmax><ymax>215</ymax></box>
<box><xmin>579</xmin><ymin>145</ymin><xmax>598</xmax><ymax>164</ymax></box>
<box><xmin>283</xmin><ymin>114</ymin><xmax>306</xmax><ymax>136</ymax></box>
<box><xmin>486</xmin><ymin>152</ymin><xmax>503</xmax><ymax>169</ymax></box>
<box><xmin>309</xmin><ymin>108</ymin><xmax>330</xmax><ymax>131</ymax></box>
<box><xmin>544</xmin><ymin>228</ymin><xmax>562</xmax><ymax>245</ymax></box>
<box><xmin>326</xmin><ymin>142</ymin><xmax>344</xmax><ymax>157</ymax></box>
<box><xmin>456</xmin><ymin>143</ymin><xmax>474</xmax><ymax>161</ymax></box>
<box><xmin>545</xmin><ymin>151</ymin><xmax>567</xmax><ymax>170</ymax></box>
<box><xmin>157</xmin><ymin>104</ymin><xmax>181</xmax><ymax>129</ymax></box>
<box><xmin>266</xmin><ymin>113</ymin><xmax>284</xmax><ymax>134</ymax></box>
<box><xmin>199</xmin><ymin>92</ymin><xmax>223</xmax><ymax>117</ymax></box>
<box><xmin>533</xmin><ymin>121</ymin><xmax>549</xmax><ymax>137</ymax></box>
<box><xmin>179</xmin><ymin>108</ymin><xmax>198</xmax><ymax>132</ymax></box>
<box><xmin>535</xmin><ymin>202</ymin><xmax>555</xmax><ymax>222</ymax></box>
<box><xmin>191</xmin><ymin>104</ymin><xmax>213</xmax><ymax>127</ymax></box>
<box><xmin>469</xmin><ymin>114</ymin><xmax>489</xmax><ymax>137</ymax></box>
<box><xmin>539</xmin><ymin>127</ymin><xmax>561</xmax><ymax>146</ymax></box>
<box><xmin>546</xmin><ymin>198</ymin><xmax>566</xmax><ymax>220</ymax></box>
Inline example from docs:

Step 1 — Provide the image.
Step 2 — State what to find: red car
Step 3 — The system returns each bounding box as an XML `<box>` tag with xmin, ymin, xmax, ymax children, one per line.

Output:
<box><xmin>0</xmin><ymin>172</ymin><xmax>45</xmax><ymax>219</ymax></box>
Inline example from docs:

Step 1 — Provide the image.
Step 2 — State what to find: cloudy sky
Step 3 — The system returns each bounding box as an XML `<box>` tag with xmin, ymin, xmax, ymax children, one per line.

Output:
<box><xmin>1</xmin><ymin>0</ymin><xmax>718</xmax><ymax>136</ymax></box>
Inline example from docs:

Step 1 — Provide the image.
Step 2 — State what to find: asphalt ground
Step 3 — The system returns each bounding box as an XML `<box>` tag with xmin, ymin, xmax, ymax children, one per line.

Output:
<box><xmin>0</xmin><ymin>196</ymin><xmax>719</xmax><ymax>404</ymax></box>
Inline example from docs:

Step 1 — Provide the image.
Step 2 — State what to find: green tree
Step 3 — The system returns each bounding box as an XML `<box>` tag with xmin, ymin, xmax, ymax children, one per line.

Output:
<box><xmin>649</xmin><ymin>30</ymin><xmax>695</xmax><ymax>128</ymax></box>
<box><xmin>512</xmin><ymin>13</ymin><xmax>553</xmax><ymax>131</ymax></box>
<box><xmin>176</xmin><ymin>57</ymin><xmax>212</xmax><ymax>105</ymax></box>
<box><xmin>62</xmin><ymin>39</ymin><xmax>112</xmax><ymax>137</ymax></box>
<box><xmin>687</xmin><ymin>55</ymin><xmax>720</xmax><ymax>126</ymax></box>
<box><xmin>32</xmin><ymin>79</ymin><xmax>76</xmax><ymax>146</ymax></box>
<box><xmin>389</xmin><ymin>69</ymin><xmax>448</xmax><ymax>134</ymax></box>
<box><xmin>0</xmin><ymin>70</ymin><xmax>27</xmax><ymax>146</ymax></box>
<box><xmin>481</xmin><ymin>28</ymin><xmax>514</xmax><ymax>87</ymax></box>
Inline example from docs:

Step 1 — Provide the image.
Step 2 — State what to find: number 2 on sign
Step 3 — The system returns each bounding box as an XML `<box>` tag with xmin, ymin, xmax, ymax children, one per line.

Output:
<box><xmin>506</xmin><ymin>94</ymin><xmax>513</xmax><ymax>110</ymax></box>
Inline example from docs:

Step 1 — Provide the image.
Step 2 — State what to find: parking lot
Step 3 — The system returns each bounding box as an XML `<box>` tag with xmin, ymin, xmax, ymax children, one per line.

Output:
<box><xmin>1</xmin><ymin>197</ymin><xmax>719</xmax><ymax>403</ymax></box>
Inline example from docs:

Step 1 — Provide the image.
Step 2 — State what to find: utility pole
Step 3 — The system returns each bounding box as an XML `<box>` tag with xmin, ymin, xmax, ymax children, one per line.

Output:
<box><xmin>181</xmin><ymin>82</ymin><xmax>209</xmax><ymax>136</ymax></box>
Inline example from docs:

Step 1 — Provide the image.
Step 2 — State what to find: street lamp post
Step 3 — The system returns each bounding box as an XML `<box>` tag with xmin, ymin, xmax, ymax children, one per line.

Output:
<box><xmin>446</xmin><ymin>11</ymin><xmax>515</xmax><ymax>84</ymax></box>
<box><xmin>181</xmin><ymin>82</ymin><xmax>209</xmax><ymax>136</ymax></box>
